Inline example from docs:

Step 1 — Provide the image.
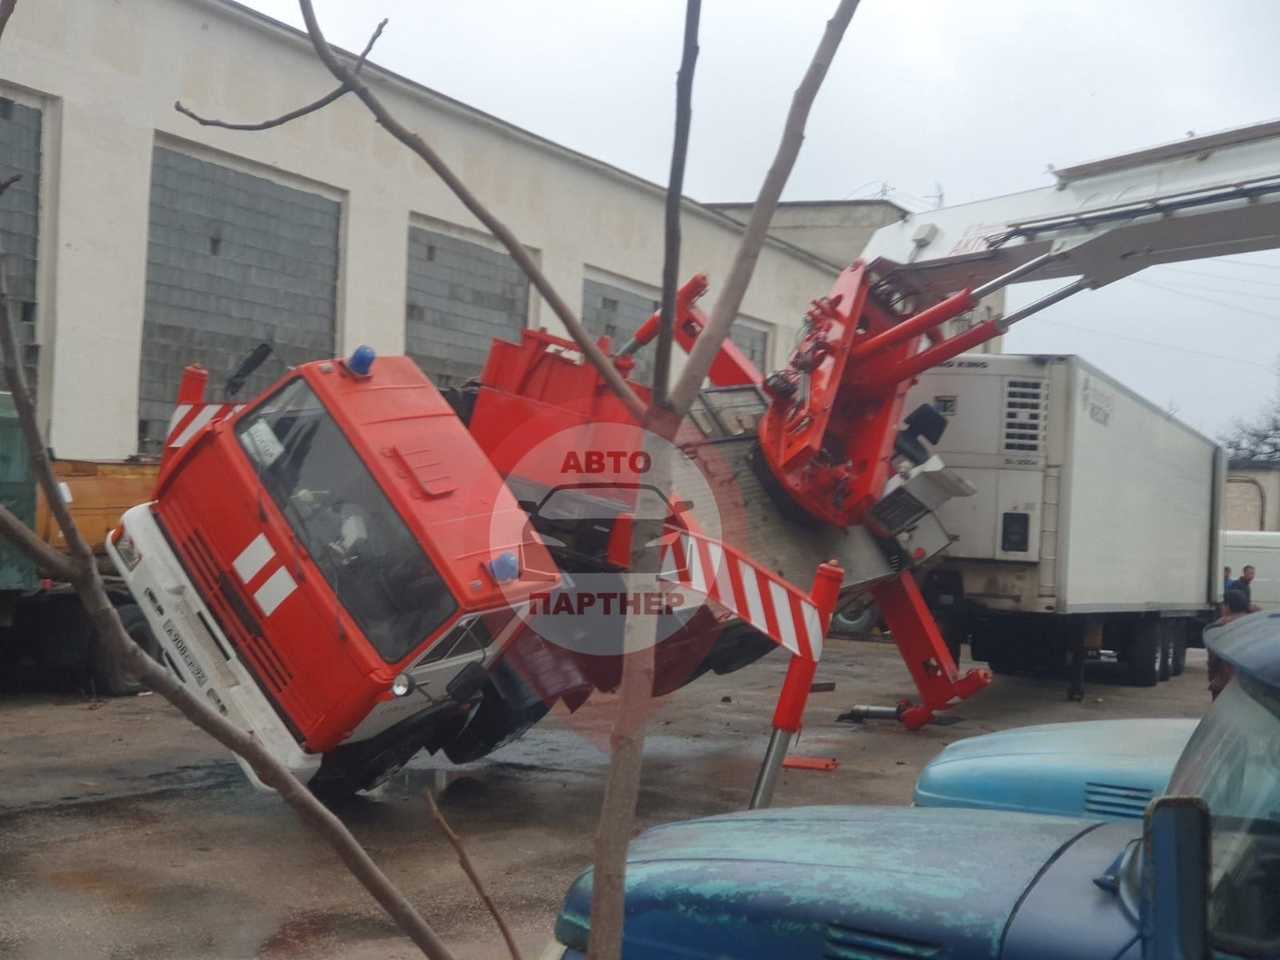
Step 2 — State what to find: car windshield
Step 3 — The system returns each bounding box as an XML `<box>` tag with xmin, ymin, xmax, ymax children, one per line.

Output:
<box><xmin>236</xmin><ymin>378</ymin><xmax>458</xmax><ymax>663</ymax></box>
<box><xmin>1164</xmin><ymin>674</ymin><xmax>1280</xmax><ymax>955</ymax></box>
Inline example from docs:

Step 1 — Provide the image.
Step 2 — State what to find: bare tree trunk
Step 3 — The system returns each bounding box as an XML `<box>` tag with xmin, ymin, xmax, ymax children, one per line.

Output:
<box><xmin>651</xmin><ymin>0</ymin><xmax>701</xmax><ymax>408</ymax></box>
<box><xmin>584</xmin><ymin>7</ymin><xmax>701</xmax><ymax>956</ymax></box>
<box><xmin>291</xmin><ymin>1</ymin><xmax>647</xmax><ymax>423</ymax></box>
<box><xmin>667</xmin><ymin>0</ymin><xmax>862</xmax><ymax>417</ymax></box>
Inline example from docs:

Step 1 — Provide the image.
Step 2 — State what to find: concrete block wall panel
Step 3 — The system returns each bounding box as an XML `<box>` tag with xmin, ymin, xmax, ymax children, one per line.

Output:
<box><xmin>582</xmin><ymin>279</ymin><xmax>659</xmax><ymax>384</ymax></box>
<box><xmin>404</xmin><ymin>226</ymin><xmax>529</xmax><ymax>386</ymax></box>
<box><xmin>138</xmin><ymin>146</ymin><xmax>339</xmax><ymax>453</ymax></box>
<box><xmin>0</xmin><ymin>98</ymin><xmax>41</xmax><ymax>392</ymax></box>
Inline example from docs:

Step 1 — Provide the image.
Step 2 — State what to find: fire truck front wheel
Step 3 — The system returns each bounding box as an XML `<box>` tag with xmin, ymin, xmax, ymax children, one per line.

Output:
<box><xmin>92</xmin><ymin>603</ymin><xmax>162</xmax><ymax>697</ymax></box>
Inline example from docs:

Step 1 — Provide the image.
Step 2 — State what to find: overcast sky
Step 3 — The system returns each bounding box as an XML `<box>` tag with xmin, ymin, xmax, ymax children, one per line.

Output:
<box><xmin>243</xmin><ymin>0</ymin><xmax>1280</xmax><ymax>437</ymax></box>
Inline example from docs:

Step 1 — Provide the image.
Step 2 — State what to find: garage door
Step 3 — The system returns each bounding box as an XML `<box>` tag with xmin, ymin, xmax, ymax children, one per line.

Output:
<box><xmin>406</xmin><ymin>227</ymin><xmax>529</xmax><ymax>386</ymax></box>
<box><xmin>138</xmin><ymin>147</ymin><xmax>339</xmax><ymax>454</ymax></box>
<box><xmin>0</xmin><ymin>97</ymin><xmax>41</xmax><ymax>393</ymax></box>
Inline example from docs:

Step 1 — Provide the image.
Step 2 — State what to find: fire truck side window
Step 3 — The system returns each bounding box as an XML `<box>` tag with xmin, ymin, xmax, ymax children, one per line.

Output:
<box><xmin>235</xmin><ymin>378</ymin><xmax>458</xmax><ymax>663</ymax></box>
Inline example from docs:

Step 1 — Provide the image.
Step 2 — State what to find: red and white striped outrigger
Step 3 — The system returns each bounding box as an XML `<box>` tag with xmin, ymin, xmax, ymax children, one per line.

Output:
<box><xmin>160</xmin><ymin>366</ymin><xmax>242</xmax><ymax>476</ymax></box>
<box><xmin>660</xmin><ymin>525</ymin><xmax>843</xmax><ymax>807</ymax></box>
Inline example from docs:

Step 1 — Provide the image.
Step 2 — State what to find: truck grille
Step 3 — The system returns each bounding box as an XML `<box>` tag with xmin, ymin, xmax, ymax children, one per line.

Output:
<box><xmin>825</xmin><ymin>924</ymin><xmax>941</xmax><ymax>960</ymax></box>
<box><xmin>156</xmin><ymin>502</ymin><xmax>296</xmax><ymax>701</ymax></box>
<box><xmin>869</xmin><ymin>487</ymin><xmax>929</xmax><ymax>535</ymax></box>
<box><xmin>1003</xmin><ymin>378</ymin><xmax>1046</xmax><ymax>454</ymax></box>
<box><xmin>1084</xmin><ymin>782</ymin><xmax>1153</xmax><ymax>819</ymax></box>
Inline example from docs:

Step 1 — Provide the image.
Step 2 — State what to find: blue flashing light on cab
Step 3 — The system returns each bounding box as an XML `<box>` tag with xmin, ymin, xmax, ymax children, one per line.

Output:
<box><xmin>346</xmin><ymin>345</ymin><xmax>377</xmax><ymax>378</ymax></box>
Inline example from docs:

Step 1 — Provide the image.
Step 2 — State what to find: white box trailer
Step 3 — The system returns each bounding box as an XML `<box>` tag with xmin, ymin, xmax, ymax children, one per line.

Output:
<box><xmin>904</xmin><ymin>354</ymin><xmax>1225</xmax><ymax>686</ymax></box>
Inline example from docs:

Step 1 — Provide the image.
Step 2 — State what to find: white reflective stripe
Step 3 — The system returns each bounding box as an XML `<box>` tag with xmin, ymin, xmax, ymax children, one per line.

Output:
<box><xmin>706</xmin><ymin>541</ymin><xmax>735</xmax><ymax>608</ymax></box>
<box><xmin>233</xmin><ymin>533</ymin><xmax>274</xmax><ymax>584</ymax></box>
<box><xmin>170</xmin><ymin>404</ymin><xmax>221</xmax><ymax>448</ymax></box>
<box><xmin>801</xmin><ymin>602</ymin><xmax>824</xmax><ymax>659</ymax></box>
<box><xmin>685</xmin><ymin>535</ymin><xmax>706</xmax><ymax>595</ymax></box>
<box><xmin>767</xmin><ymin>579</ymin><xmax>799</xmax><ymax>655</ymax></box>
<box><xmin>168</xmin><ymin>404</ymin><xmax>193</xmax><ymax>436</ymax></box>
<box><xmin>739</xmin><ymin>562</ymin><xmax>766</xmax><ymax>632</ymax></box>
<box><xmin>253</xmin><ymin>566</ymin><xmax>297</xmax><ymax>616</ymax></box>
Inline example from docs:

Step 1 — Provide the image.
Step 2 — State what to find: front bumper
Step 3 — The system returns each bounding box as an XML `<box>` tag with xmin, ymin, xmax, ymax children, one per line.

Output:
<box><xmin>107</xmin><ymin>502</ymin><xmax>321</xmax><ymax>789</ymax></box>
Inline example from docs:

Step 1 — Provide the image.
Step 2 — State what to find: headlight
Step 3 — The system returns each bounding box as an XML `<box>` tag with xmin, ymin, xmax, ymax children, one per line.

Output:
<box><xmin>112</xmin><ymin>527</ymin><xmax>142</xmax><ymax>571</ymax></box>
<box><xmin>391</xmin><ymin>673</ymin><xmax>415</xmax><ymax>697</ymax></box>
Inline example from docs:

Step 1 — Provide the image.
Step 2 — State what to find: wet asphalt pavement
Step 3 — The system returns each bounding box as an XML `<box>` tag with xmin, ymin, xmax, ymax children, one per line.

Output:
<box><xmin>0</xmin><ymin>641</ymin><xmax>1211</xmax><ymax>959</ymax></box>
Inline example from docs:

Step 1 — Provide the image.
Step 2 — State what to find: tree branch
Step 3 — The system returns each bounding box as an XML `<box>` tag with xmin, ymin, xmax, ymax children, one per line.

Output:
<box><xmin>174</xmin><ymin>18</ymin><xmax>387</xmax><ymax>132</ymax></box>
<box><xmin>426</xmin><ymin>791</ymin><xmax>524</xmax><ymax>960</ymax></box>
<box><xmin>293</xmin><ymin>1</ymin><xmax>648</xmax><ymax>423</ymax></box>
<box><xmin>651</xmin><ymin>0</ymin><xmax>701</xmax><ymax>407</ymax></box>
<box><xmin>584</xmin><ymin>10</ymin><xmax>699</xmax><ymax>959</ymax></box>
<box><xmin>0</xmin><ymin>502</ymin><xmax>77</xmax><ymax>581</ymax></box>
<box><xmin>0</xmin><ymin>38</ymin><xmax>451</xmax><ymax>950</ymax></box>
<box><xmin>666</xmin><ymin>0</ymin><xmax>862</xmax><ymax>416</ymax></box>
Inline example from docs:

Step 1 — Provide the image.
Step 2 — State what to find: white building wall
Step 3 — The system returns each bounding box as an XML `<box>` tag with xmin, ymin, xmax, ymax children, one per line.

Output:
<box><xmin>1</xmin><ymin>0</ymin><xmax>837</xmax><ymax>459</ymax></box>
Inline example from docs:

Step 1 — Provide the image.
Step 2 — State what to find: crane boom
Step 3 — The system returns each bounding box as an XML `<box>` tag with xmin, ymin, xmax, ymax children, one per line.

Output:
<box><xmin>860</xmin><ymin>119</ymin><xmax>1280</xmax><ymax>306</ymax></box>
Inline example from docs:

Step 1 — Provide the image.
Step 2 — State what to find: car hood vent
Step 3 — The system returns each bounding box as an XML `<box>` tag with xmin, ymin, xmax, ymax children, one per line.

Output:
<box><xmin>825</xmin><ymin>924</ymin><xmax>942</xmax><ymax>960</ymax></box>
<box><xmin>1084</xmin><ymin>781</ymin><xmax>1153</xmax><ymax>819</ymax></box>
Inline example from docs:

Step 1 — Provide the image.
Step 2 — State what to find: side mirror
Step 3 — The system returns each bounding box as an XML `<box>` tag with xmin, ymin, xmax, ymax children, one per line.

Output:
<box><xmin>1141</xmin><ymin>796</ymin><xmax>1210</xmax><ymax>960</ymax></box>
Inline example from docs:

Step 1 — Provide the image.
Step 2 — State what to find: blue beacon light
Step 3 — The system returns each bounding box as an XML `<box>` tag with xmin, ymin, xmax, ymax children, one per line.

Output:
<box><xmin>347</xmin><ymin>344</ymin><xmax>376</xmax><ymax>376</ymax></box>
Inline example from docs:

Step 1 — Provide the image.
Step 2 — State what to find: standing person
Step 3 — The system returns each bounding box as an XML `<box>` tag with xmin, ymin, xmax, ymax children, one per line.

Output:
<box><xmin>1236</xmin><ymin>565</ymin><xmax>1261</xmax><ymax>612</ymax></box>
<box><xmin>1207</xmin><ymin>589</ymin><xmax>1251</xmax><ymax>699</ymax></box>
<box><xmin>1223</xmin><ymin>566</ymin><xmax>1233</xmax><ymax>595</ymax></box>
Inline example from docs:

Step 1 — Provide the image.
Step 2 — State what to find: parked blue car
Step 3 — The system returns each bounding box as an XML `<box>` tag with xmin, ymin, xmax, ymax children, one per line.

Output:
<box><xmin>912</xmin><ymin>717</ymin><xmax>1196</xmax><ymax>819</ymax></box>
<box><xmin>546</xmin><ymin>612</ymin><xmax>1280</xmax><ymax>959</ymax></box>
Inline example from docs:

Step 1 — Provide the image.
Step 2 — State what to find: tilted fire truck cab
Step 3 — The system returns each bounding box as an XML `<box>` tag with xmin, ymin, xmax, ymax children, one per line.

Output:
<box><xmin>107</xmin><ymin>352</ymin><xmax>556</xmax><ymax>790</ymax></box>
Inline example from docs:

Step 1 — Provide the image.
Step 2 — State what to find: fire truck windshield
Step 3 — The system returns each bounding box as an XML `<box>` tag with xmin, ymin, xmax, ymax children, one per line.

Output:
<box><xmin>235</xmin><ymin>377</ymin><xmax>458</xmax><ymax>663</ymax></box>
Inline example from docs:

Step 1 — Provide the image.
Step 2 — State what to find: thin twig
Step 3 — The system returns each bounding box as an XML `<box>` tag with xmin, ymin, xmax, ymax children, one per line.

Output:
<box><xmin>426</xmin><ymin>791</ymin><xmax>524</xmax><ymax>960</ymax></box>
<box><xmin>667</xmin><ymin>0</ymin><xmax>862</xmax><ymax>417</ymax></box>
<box><xmin>174</xmin><ymin>19</ymin><xmax>387</xmax><ymax>132</ymax></box>
<box><xmin>651</xmin><ymin>0</ymin><xmax>701</xmax><ymax>408</ymax></box>
<box><xmin>0</xmin><ymin>173</ymin><xmax>21</xmax><ymax>196</ymax></box>
<box><xmin>294</xmin><ymin>2</ymin><xmax>648</xmax><ymax>423</ymax></box>
<box><xmin>0</xmin><ymin>502</ymin><xmax>76</xmax><ymax>581</ymax></box>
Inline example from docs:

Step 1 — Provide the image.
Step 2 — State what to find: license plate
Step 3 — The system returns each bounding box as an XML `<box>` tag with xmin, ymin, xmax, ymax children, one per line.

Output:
<box><xmin>163</xmin><ymin>619</ymin><xmax>209</xmax><ymax>688</ymax></box>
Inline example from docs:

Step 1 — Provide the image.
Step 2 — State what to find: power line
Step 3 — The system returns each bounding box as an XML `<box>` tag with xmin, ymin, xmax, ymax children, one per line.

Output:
<box><xmin>1132</xmin><ymin>279</ymin><xmax>1280</xmax><ymax>321</ymax></box>
<box><xmin>1214</xmin><ymin>257</ymin><xmax>1280</xmax><ymax>272</ymax></box>
<box><xmin>1034</xmin><ymin>316</ymin><xmax>1276</xmax><ymax>371</ymax></box>
<box><xmin>1139</xmin><ymin>277</ymin><xmax>1280</xmax><ymax>303</ymax></box>
<box><xmin>1156</xmin><ymin>265</ymin><xmax>1280</xmax><ymax>289</ymax></box>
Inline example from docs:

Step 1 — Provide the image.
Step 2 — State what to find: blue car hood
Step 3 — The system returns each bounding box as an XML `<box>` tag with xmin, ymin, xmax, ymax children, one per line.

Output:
<box><xmin>914</xmin><ymin>718</ymin><xmax>1197</xmax><ymax>819</ymax></box>
<box><xmin>555</xmin><ymin>805</ymin><xmax>1098</xmax><ymax>960</ymax></box>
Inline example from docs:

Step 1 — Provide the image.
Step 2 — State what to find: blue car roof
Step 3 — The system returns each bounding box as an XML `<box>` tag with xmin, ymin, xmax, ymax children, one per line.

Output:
<box><xmin>1206</xmin><ymin>611</ymin><xmax>1280</xmax><ymax>690</ymax></box>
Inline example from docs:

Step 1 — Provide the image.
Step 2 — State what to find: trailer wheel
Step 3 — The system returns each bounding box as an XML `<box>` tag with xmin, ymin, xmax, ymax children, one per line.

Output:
<box><xmin>1170</xmin><ymin>624</ymin><xmax>1188</xmax><ymax>677</ymax></box>
<box><xmin>1128</xmin><ymin>622</ymin><xmax>1161</xmax><ymax>687</ymax></box>
<box><xmin>91</xmin><ymin>603</ymin><xmax>161</xmax><ymax>697</ymax></box>
<box><xmin>1158</xmin><ymin>624</ymin><xmax>1172</xmax><ymax>682</ymax></box>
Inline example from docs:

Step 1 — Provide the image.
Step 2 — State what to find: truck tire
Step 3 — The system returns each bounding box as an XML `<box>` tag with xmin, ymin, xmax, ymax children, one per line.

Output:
<box><xmin>1128</xmin><ymin>622</ymin><xmax>1161</xmax><ymax>688</ymax></box>
<box><xmin>91</xmin><ymin>603</ymin><xmax>161</xmax><ymax>697</ymax></box>
<box><xmin>939</xmin><ymin>616</ymin><xmax>964</xmax><ymax>667</ymax></box>
<box><xmin>1170</xmin><ymin>623</ymin><xmax>1188</xmax><ymax>677</ymax></box>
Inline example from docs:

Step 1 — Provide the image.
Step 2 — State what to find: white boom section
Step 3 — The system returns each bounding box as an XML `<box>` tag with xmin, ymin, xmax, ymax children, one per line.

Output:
<box><xmin>861</xmin><ymin>119</ymin><xmax>1280</xmax><ymax>302</ymax></box>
